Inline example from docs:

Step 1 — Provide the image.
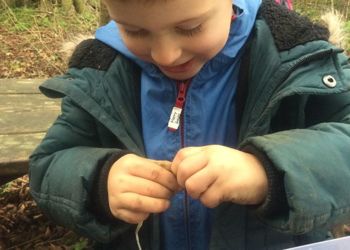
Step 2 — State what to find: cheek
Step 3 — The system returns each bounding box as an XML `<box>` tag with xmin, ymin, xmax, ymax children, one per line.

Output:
<box><xmin>188</xmin><ymin>20</ymin><xmax>231</xmax><ymax>60</ymax></box>
<box><xmin>192</xmin><ymin>13</ymin><xmax>232</xmax><ymax>60</ymax></box>
<box><xmin>189</xmin><ymin>33</ymin><xmax>228</xmax><ymax>60</ymax></box>
<box><xmin>121</xmin><ymin>36</ymin><xmax>151</xmax><ymax>60</ymax></box>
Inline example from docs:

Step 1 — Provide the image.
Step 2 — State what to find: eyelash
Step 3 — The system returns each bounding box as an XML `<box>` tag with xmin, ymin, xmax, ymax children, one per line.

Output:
<box><xmin>176</xmin><ymin>24</ymin><xmax>203</xmax><ymax>37</ymax></box>
<box><xmin>123</xmin><ymin>24</ymin><xmax>203</xmax><ymax>38</ymax></box>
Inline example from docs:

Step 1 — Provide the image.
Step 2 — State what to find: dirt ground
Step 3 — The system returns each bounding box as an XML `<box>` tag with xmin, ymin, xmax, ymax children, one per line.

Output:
<box><xmin>0</xmin><ymin>177</ymin><xmax>94</xmax><ymax>249</ymax></box>
<box><xmin>0</xmin><ymin>27</ymin><xmax>67</xmax><ymax>79</ymax></box>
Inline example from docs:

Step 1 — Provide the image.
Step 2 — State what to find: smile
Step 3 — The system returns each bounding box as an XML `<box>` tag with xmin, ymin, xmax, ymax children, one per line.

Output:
<box><xmin>159</xmin><ymin>59</ymin><xmax>194</xmax><ymax>73</ymax></box>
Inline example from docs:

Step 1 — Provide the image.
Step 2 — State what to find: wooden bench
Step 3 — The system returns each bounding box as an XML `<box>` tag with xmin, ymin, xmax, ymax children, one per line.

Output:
<box><xmin>0</xmin><ymin>79</ymin><xmax>61</xmax><ymax>186</ymax></box>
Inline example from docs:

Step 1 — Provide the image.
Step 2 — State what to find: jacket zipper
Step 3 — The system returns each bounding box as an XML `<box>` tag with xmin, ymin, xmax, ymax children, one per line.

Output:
<box><xmin>168</xmin><ymin>80</ymin><xmax>192</xmax><ymax>250</ymax></box>
<box><xmin>168</xmin><ymin>80</ymin><xmax>190</xmax><ymax>131</ymax></box>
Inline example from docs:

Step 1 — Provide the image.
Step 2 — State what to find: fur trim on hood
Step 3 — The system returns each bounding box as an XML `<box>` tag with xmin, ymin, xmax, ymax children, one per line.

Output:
<box><xmin>321</xmin><ymin>11</ymin><xmax>348</xmax><ymax>50</ymax></box>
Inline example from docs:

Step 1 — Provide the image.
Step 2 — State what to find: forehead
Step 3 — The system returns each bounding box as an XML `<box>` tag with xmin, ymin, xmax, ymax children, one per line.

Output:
<box><xmin>104</xmin><ymin>0</ymin><xmax>184</xmax><ymax>10</ymax></box>
<box><xmin>105</xmin><ymin>0</ymin><xmax>217</xmax><ymax>27</ymax></box>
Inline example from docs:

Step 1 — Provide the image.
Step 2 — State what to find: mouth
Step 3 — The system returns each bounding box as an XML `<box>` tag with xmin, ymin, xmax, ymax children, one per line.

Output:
<box><xmin>158</xmin><ymin>59</ymin><xmax>194</xmax><ymax>74</ymax></box>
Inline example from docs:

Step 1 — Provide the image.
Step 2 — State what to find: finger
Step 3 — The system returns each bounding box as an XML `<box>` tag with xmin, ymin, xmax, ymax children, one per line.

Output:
<box><xmin>116</xmin><ymin>192</ymin><xmax>170</xmax><ymax>213</ymax></box>
<box><xmin>118</xmin><ymin>176</ymin><xmax>174</xmax><ymax>199</ymax></box>
<box><xmin>171</xmin><ymin>147</ymin><xmax>204</xmax><ymax>175</ymax></box>
<box><xmin>151</xmin><ymin>160</ymin><xmax>172</xmax><ymax>171</ymax></box>
<box><xmin>198</xmin><ymin>181</ymin><xmax>224</xmax><ymax>208</ymax></box>
<box><xmin>111</xmin><ymin>208</ymin><xmax>150</xmax><ymax>224</ymax></box>
<box><xmin>129</xmin><ymin>162</ymin><xmax>179</xmax><ymax>192</ymax></box>
<box><xmin>174</xmin><ymin>151</ymin><xmax>209</xmax><ymax>187</ymax></box>
<box><xmin>185</xmin><ymin>168</ymin><xmax>217</xmax><ymax>199</ymax></box>
<box><xmin>150</xmin><ymin>160</ymin><xmax>182</xmax><ymax>192</ymax></box>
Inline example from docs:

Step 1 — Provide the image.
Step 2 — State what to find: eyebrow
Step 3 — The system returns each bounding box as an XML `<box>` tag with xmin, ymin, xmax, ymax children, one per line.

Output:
<box><xmin>114</xmin><ymin>9</ymin><xmax>213</xmax><ymax>27</ymax></box>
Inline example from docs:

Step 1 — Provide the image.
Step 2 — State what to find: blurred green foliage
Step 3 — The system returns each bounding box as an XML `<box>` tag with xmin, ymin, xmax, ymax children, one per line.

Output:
<box><xmin>0</xmin><ymin>6</ymin><xmax>98</xmax><ymax>33</ymax></box>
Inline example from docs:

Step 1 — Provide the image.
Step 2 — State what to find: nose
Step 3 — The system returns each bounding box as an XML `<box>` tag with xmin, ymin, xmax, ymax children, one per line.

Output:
<box><xmin>150</xmin><ymin>36</ymin><xmax>182</xmax><ymax>66</ymax></box>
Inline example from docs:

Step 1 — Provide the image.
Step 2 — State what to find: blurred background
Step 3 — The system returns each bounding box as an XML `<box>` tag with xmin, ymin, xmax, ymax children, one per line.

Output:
<box><xmin>1</xmin><ymin>0</ymin><xmax>350</xmax><ymax>78</ymax></box>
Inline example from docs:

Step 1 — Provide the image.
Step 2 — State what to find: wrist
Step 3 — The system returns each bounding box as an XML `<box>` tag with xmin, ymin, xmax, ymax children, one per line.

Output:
<box><xmin>241</xmin><ymin>145</ymin><xmax>288</xmax><ymax>216</ymax></box>
<box><xmin>245</xmin><ymin>152</ymin><xmax>268</xmax><ymax>204</ymax></box>
<box><xmin>92</xmin><ymin>150</ymin><xmax>132</xmax><ymax>222</ymax></box>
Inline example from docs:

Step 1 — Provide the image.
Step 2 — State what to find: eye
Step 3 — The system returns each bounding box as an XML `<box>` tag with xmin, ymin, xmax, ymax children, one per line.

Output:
<box><xmin>176</xmin><ymin>24</ymin><xmax>203</xmax><ymax>37</ymax></box>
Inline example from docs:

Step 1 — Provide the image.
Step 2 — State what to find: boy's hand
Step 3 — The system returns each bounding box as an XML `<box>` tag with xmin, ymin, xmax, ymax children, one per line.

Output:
<box><xmin>107</xmin><ymin>154</ymin><xmax>179</xmax><ymax>224</ymax></box>
<box><xmin>171</xmin><ymin>145</ymin><xmax>268</xmax><ymax>208</ymax></box>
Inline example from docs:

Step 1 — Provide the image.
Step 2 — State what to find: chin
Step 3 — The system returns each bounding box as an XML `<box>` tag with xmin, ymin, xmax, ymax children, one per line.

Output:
<box><xmin>161</xmin><ymin>66</ymin><xmax>202</xmax><ymax>81</ymax></box>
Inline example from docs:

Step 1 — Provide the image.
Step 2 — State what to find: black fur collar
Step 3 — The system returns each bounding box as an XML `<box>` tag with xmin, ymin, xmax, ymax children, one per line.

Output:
<box><xmin>259</xmin><ymin>0</ymin><xmax>330</xmax><ymax>51</ymax></box>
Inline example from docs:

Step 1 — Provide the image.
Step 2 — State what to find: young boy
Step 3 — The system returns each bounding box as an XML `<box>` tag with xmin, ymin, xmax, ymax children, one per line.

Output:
<box><xmin>29</xmin><ymin>0</ymin><xmax>350</xmax><ymax>249</ymax></box>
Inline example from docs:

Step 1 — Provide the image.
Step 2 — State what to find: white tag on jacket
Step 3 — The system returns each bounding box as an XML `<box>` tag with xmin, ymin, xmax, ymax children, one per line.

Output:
<box><xmin>168</xmin><ymin>106</ymin><xmax>182</xmax><ymax>130</ymax></box>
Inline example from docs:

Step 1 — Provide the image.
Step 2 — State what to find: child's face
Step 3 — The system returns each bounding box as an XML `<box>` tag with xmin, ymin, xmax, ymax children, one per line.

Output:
<box><xmin>105</xmin><ymin>0</ymin><xmax>233</xmax><ymax>80</ymax></box>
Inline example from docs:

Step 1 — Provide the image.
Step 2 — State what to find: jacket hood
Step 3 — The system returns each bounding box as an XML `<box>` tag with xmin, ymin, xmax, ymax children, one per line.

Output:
<box><xmin>95</xmin><ymin>0</ymin><xmax>261</xmax><ymax>78</ymax></box>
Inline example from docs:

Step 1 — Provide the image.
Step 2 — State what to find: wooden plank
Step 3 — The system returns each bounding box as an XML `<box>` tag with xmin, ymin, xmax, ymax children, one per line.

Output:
<box><xmin>0</xmin><ymin>79</ymin><xmax>58</xmax><ymax>185</ymax></box>
<box><xmin>0</xmin><ymin>175</ymin><xmax>25</xmax><ymax>186</ymax></box>
<box><xmin>0</xmin><ymin>161</ymin><xmax>28</xmax><ymax>178</ymax></box>
<box><xmin>0</xmin><ymin>78</ymin><xmax>46</xmax><ymax>94</ymax></box>
<box><xmin>0</xmin><ymin>132</ymin><xmax>47</xmax><ymax>185</ymax></box>
<box><xmin>0</xmin><ymin>133</ymin><xmax>46</xmax><ymax>177</ymax></box>
<box><xmin>0</xmin><ymin>132</ymin><xmax>45</xmax><ymax>165</ymax></box>
<box><xmin>0</xmin><ymin>94</ymin><xmax>61</xmax><ymax>134</ymax></box>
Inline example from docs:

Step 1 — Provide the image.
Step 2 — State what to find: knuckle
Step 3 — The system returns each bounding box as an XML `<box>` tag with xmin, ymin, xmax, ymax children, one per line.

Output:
<box><xmin>200</xmin><ymin>195</ymin><xmax>218</xmax><ymax>208</ymax></box>
<box><xmin>166</xmin><ymin>174</ymin><xmax>178</xmax><ymax>189</ymax></box>
<box><xmin>185</xmin><ymin>180</ymin><xmax>196</xmax><ymax>195</ymax></box>
<box><xmin>160</xmin><ymin>187</ymin><xmax>171</xmax><ymax>198</ymax></box>
<box><xmin>151</xmin><ymin>167</ymin><xmax>161</xmax><ymax>181</ymax></box>
<box><xmin>130</xmin><ymin>194</ymin><xmax>143</xmax><ymax>210</ymax></box>
<box><xmin>176</xmin><ymin>163</ymin><xmax>189</xmax><ymax>182</ymax></box>
<box><xmin>128</xmin><ymin>163</ymin><xmax>141</xmax><ymax>174</ymax></box>
<box><xmin>177</xmin><ymin>148</ymin><xmax>188</xmax><ymax>160</ymax></box>
<box><xmin>156</xmin><ymin>199</ymin><xmax>170</xmax><ymax>212</ymax></box>
<box><xmin>115</xmin><ymin>176</ymin><xmax>126</xmax><ymax>188</ymax></box>
<box><xmin>177</xmin><ymin>162</ymin><xmax>187</xmax><ymax>174</ymax></box>
<box><xmin>146</xmin><ymin>185</ymin><xmax>164</xmax><ymax>198</ymax></box>
<box><xmin>118</xmin><ymin>154</ymin><xmax>136</xmax><ymax>167</ymax></box>
<box><xmin>146</xmin><ymin>185</ymin><xmax>154</xmax><ymax>196</ymax></box>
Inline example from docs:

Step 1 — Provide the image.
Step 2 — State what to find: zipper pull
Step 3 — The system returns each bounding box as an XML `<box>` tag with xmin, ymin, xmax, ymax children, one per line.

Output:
<box><xmin>168</xmin><ymin>81</ymin><xmax>189</xmax><ymax>131</ymax></box>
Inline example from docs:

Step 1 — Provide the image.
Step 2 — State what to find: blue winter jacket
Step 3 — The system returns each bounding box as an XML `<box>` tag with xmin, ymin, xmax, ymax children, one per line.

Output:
<box><xmin>95</xmin><ymin>1</ymin><xmax>261</xmax><ymax>249</ymax></box>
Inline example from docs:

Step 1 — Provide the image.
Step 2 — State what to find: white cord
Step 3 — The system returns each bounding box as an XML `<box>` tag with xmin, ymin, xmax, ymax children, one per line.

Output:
<box><xmin>135</xmin><ymin>221</ymin><xmax>143</xmax><ymax>250</ymax></box>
